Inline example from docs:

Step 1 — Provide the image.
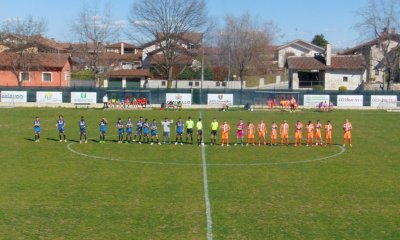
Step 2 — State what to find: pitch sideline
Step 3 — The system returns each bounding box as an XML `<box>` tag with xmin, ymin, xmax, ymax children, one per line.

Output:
<box><xmin>200</xmin><ymin>112</ymin><xmax>213</xmax><ymax>240</ymax></box>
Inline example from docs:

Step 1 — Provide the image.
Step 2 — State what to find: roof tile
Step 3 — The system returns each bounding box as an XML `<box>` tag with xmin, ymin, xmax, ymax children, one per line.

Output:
<box><xmin>287</xmin><ymin>55</ymin><xmax>365</xmax><ymax>70</ymax></box>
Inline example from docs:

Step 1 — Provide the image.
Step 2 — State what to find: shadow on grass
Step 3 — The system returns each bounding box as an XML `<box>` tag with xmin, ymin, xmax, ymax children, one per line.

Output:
<box><xmin>46</xmin><ymin>138</ymin><xmax>60</xmax><ymax>142</ymax></box>
<box><xmin>24</xmin><ymin>138</ymin><xmax>35</xmax><ymax>142</ymax></box>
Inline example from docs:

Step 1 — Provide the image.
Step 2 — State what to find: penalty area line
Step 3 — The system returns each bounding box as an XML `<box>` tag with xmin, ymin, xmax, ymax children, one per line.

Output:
<box><xmin>200</xmin><ymin>112</ymin><xmax>213</xmax><ymax>240</ymax></box>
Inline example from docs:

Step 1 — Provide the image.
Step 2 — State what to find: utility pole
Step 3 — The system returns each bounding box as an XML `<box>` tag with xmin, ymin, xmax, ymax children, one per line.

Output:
<box><xmin>227</xmin><ymin>51</ymin><xmax>231</xmax><ymax>82</ymax></box>
<box><xmin>200</xmin><ymin>46</ymin><xmax>204</xmax><ymax>104</ymax></box>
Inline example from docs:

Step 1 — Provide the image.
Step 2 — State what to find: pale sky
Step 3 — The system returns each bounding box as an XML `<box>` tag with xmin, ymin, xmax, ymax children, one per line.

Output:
<box><xmin>0</xmin><ymin>0</ymin><xmax>370</xmax><ymax>48</ymax></box>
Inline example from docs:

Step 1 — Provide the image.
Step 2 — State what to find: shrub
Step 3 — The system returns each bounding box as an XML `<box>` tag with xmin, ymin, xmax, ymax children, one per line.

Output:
<box><xmin>71</xmin><ymin>70</ymin><xmax>94</xmax><ymax>80</ymax></box>
<box><xmin>338</xmin><ymin>86</ymin><xmax>348</xmax><ymax>91</ymax></box>
<box><xmin>312</xmin><ymin>85</ymin><xmax>324</xmax><ymax>90</ymax></box>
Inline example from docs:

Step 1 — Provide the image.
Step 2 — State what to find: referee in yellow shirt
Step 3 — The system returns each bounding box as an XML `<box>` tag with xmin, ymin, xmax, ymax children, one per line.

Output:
<box><xmin>185</xmin><ymin>116</ymin><xmax>194</xmax><ymax>144</ymax></box>
<box><xmin>210</xmin><ymin>118</ymin><xmax>219</xmax><ymax>145</ymax></box>
<box><xmin>196</xmin><ymin>118</ymin><xmax>203</xmax><ymax>146</ymax></box>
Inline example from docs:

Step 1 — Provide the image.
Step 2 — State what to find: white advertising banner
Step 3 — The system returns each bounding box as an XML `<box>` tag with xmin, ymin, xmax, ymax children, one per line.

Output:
<box><xmin>36</xmin><ymin>91</ymin><xmax>63</xmax><ymax>103</ymax></box>
<box><xmin>370</xmin><ymin>95</ymin><xmax>397</xmax><ymax>107</ymax></box>
<box><xmin>337</xmin><ymin>95</ymin><xmax>363</xmax><ymax>107</ymax></box>
<box><xmin>166</xmin><ymin>93</ymin><xmax>192</xmax><ymax>105</ymax></box>
<box><xmin>1</xmin><ymin>91</ymin><xmax>27</xmax><ymax>103</ymax></box>
<box><xmin>303</xmin><ymin>95</ymin><xmax>330</xmax><ymax>107</ymax></box>
<box><xmin>71</xmin><ymin>92</ymin><xmax>97</xmax><ymax>104</ymax></box>
<box><xmin>207</xmin><ymin>94</ymin><xmax>234</xmax><ymax>105</ymax></box>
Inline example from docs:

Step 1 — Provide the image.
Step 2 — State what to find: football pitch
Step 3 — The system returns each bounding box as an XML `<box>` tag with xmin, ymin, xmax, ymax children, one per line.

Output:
<box><xmin>0</xmin><ymin>107</ymin><xmax>399</xmax><ymax>239</ymax></box>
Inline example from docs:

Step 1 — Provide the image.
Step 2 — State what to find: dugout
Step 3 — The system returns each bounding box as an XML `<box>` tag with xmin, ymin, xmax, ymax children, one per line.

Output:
<box><xmin>105</xmin><ymin>69</ymin><xmax>150</xmax><ymax>89</ymax></box>
<box><xmin>298</xmin><ymin>71</ymin><xmax>325</xmax><ymax>88</ymax></box>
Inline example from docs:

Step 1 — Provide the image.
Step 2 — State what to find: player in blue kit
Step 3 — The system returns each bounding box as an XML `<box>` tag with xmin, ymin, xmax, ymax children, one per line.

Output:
<box><xmin>142</xmin><ymin>118</ymin><xmax>150</xmax><ymax>144</ymax></box>
<box><xmin>125</xmin><ymin>117</ymin><xmax>133</xmax><ymax>144</ymax></box>
<box><xmin>150</xmin><ymin>119</ymin><xmax>161</xmax><ymax>145</ymax></box>
<box><xmin>175</xmin><ymin>117</ymin><xmax>184</xmax><ymax>145</ymax></box>
<box><xmin>99</xmin><ymin>117</ymin><xmax>107</xmax><ymax>143</ymax></box>
<box><xmin>134</xmin><ymin>116</ymin><xmax>143</xmax><ymax>144</ymax></box>
<box><xmin>56</xmin><ymin>115</ymin><xmax>67</xmax><ymax>142</ymax></box>
<box><xmin>116</xmin><ymin>118</ymin><xmax>124</xmax><ymax>143</ymax></box>
<box><xmin>79</xmin><ymin>116</ymin><xmax>87</xmax><ymax>144</ymax></box>
<box><xmin>33</xmin><ymin>117</ymin><xmax>41</xmax><ymax>142</ymax></box>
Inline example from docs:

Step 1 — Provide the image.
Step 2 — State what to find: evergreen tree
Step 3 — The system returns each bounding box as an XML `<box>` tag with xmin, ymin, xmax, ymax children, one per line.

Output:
<box><xmin>311</xmin><ymin>34</ymin><xmax>329</xmax><ymax>48</ymax></box>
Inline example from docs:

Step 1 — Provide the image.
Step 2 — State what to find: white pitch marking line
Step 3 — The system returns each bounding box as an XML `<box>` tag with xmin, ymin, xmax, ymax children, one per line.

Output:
<box><xmin>209</xmin><ymin>145</ymin><xmax>347</xmax><ymax>166</ymax></box>
<box><xmin>200</xmin><ymin>112</ymin><xmax>213</xmax><ymax>240</ymax></box>
<box><xmin>66</xmin><ymin>141</ymin><xmax>199</xmax><ymax>166</ymax></box>
<box><xmin>66</xmin><ymin>140</ymin><xmax>346</xmax><ymax>166</ymax></box>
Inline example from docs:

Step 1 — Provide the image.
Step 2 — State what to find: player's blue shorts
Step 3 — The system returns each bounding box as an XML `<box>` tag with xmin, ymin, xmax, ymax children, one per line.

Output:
<box><xmin>176</xmin><ymin>130</ymin><xmax>183</xmax><ymax>136</ymax></box>
<box><xmin>143</xmin><ymin>129</ymin><xmax>149</xmax><ymax>135</ymax></box>
<box><xmin>151</xmin><ymin>130</ymin><xmax>157</xmax><ymax>136</ymax></box>
<box><xmin>34</xmin><ymin>127</ymin><xmax>41</xmax><ymax>133</ymax></box>
<box><xmin>100</xmin><ymin>127</ymin><xmax>106</xmax><ymax>134</ymax></box>
<box><xmin>126</xmin><ymin>128</ymin><xmax>133</xmax><ymax>134</ymax></box>
<box><xmin>58</xmin><ymin>128</ymin><xmax>65</xmax><ymax>133</ymax></box>
<box><xmin>80</xmin><ymin>128</ymin><xmax>86</xmax><ymax>134</ymax></box>
<box><xmin>118</xmin><ymin>128</ymin><xmax>124</xmax><ymax>135</ymax></box>
<box><xmin>136</xmin><ymin>128</ymin><xmax>142</xmax><ymax>135</ymax></box>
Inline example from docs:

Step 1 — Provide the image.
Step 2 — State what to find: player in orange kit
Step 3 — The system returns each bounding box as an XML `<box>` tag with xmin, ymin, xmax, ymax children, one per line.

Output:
<box><xmin>246</xmin><ymin>122</ymin><xmax>255</xmax><ymax>146</ymax></box>
<box><xmin>257</xmin><ymin>120</ymin><xmax>267</xmax><ymax>146</ymax></box>
<box><xmin>343</xmin><ymin>119</ymin><xmax>352</xmax><ymax>147</ymax></box>
<box><xmin>306</xmin><ymin>121</ymin><xmax>314</xmax><ymax>146</ymax></box>
<box><xmin>280</xmin><ymin>120</ymin><xmax>289</xmax><ymax>146</ymax></box>
<box><xmin>220</xmin><ymin>120</ymin><xmax>231</xmax><ymax>146</ymax></box>
<box><xmin>315</xmin><ymin>120</ymin><xmax>323</xmax><ymax>146</ymax></box>
<box><xmin>324</xmin><ymin>120</ymin><xmax>333</xmax><ymax>146</ymax></box>
<box><xmin>270</xmin><ymin>121</ymin><xmax>278</xmax><ymax>146</ymax></box>
<box><xmin>294</xmin><ymin>120</ymin><xmax>303</xmax><ymax>146</ymax></box>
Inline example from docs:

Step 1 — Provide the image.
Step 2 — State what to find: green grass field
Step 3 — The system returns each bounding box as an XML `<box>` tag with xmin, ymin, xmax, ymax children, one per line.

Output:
<box><xmin>0</xmin><ymin>107</ymin><xmax>399</xmax><ymax>239</ymax></box>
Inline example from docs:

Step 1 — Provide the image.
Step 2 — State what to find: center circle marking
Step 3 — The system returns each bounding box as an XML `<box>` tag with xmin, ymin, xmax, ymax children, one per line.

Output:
<box><xmin>66</xmin><ymin>140</ymin><xmax>346</xmax><ymax>166</ymax></box>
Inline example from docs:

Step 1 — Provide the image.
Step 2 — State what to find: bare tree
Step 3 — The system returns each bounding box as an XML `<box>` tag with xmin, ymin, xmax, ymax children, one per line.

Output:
<box><xmin>0</xmin><ymin>16</ymin><xmax>48</xmax><ymax>86</ymax></box>
<box><xmin>129</xmin><ymin>0</ymin><xmax>210</xmax><ymax>88</ymax></box>
<box><xmin>217</xmin><ymin>13</ymin><xmax>276</xmax><ymax>89</ymax></box>
<box><xmin>355</xmin><ymin>0</ymin><xmax>400</xmax><ymax>90</ymax></box>
<box><xmin>71</xmin><ymin>2</ymin><xmax>120</xmax><ymax>87</ymax></box>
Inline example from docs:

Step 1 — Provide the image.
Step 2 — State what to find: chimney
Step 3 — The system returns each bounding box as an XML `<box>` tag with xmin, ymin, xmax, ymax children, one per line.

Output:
<box><xmin>121</xmin><ymin>42</ymin><xmax>124</xmax><ymax>55</ymax></box>
<box><xmin>326</xmin><ymin>43</ymin><xmax>331</xmax><ymax>66</ymax></box>
<box><xmin>381</xmin><ymin>27</ymin><xmax>389</xmax><ymax>38</ymax></box>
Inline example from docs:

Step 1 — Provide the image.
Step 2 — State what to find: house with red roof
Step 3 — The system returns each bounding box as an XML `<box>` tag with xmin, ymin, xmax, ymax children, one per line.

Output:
<box><xmin>276</xmin><ymin>39</ymin><xmax>325</xmax><ymax>69</ymax></box>
<box><xmin>139</xmin><ymin>32</ymin><xmax>202</xmax><ymax>79</ymax></box>
<box><xmin>0</xmin><ymin>52</ymin><xmax>72</xmax><ymax>87</ymax></box>
<box><xmin>286</xmin><ymin>44</ymin><xmax>366</xmax><ymax>90</ymax></box>
<box><xmin>341</xmin><ymin>29</ymin><xmax>400</xmax><ymax>84</ymax></box>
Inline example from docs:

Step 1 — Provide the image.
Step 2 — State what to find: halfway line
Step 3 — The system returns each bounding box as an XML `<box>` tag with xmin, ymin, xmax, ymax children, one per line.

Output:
<box><xmin>200</xmin><ymin>112</ymin><xmax>213</xmax><ymax>240</ymax></box>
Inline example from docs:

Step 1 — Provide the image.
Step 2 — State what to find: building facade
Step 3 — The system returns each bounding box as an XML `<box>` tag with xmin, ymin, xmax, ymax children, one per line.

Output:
<box><xmin>0</xmin><ymin>53</ymin><xmax>72</xmax><ymax>87</ymax></box>
<box><xmin>287</xmin><ymin>44</ymin><xmax>366</xmax><ymax>90</ymax></box>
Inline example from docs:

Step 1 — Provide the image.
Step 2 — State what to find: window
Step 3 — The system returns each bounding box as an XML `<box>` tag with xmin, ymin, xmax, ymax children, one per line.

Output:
<box><xmin>161</xmin><ymin>81</ymin><xmax>166</xmax><ymax>86</ymax></box>
<box><xmin>343</xmin><ymin>77</ymin><xmax>348</xmax><ymax>82</ymax></box>
<box><xmin>222</xmin><ymin>82</ymin><xmax>227</xmax><ymax>87</ymax></box>
<box><xmin>195</xmin><ymin>81</ymin><xmax>200</xmax><ymax>87</ymax></box>
<box><xmin>122</xmin><ymin>62</ymin><xmax>133</xmax><ymax>70</ymax></box>
<box><xmin>64</xmin><ymin>72</ymin><xmax>71</xmax><ymax>81</ymax></box>
<box><xmin>188</xmin><ymin>81</ymin><xmax>193</xmax><ymax>87</ymax></box>
<box><xmin>19</xmin><ymin>72</ymin><xmax>29</xmax><ymax>81</ymax></box>
<box><xmin>375</xmin><ymin>69</ymin><xmax>379</xmax><ymax>76</ymax></box>
<box><xmin>42</xmin><ymin>72</ymin><xmax>52</xmax><ymax>82</ymax></box>
<box><xmin>188</xmin><ymin>43</ymin><xmax>195</xmax><ymax>49</ymax></box>
<box><xmin>216</xmin><ymin>81</ymin><xmax>220</xmax><ymax>87</ymax></box>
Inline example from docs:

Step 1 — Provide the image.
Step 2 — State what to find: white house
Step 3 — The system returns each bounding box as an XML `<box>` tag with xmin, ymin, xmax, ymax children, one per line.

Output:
<box><xmin>287</xmin><ymin>44</ymin><xmax>366</xmax><ymax>90</ymax></box>
<box><xmin>341</xmin><ymin>30</ymin><xmax>400</xmax><ymax>83</ymax></box>
<box><xmin>276</xmin><ymin>39</ymin><xmax>325</xmax><ymax>68</ymax></box>
<box><xmin>140</xmin><ymin>32</ymin><xmax>202</xmax><ymax>62</ymax></box>
<box><xmin>141</xmin><ymin>79</ymin><xmax>244</xmax><ymax>89</ymax></box>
